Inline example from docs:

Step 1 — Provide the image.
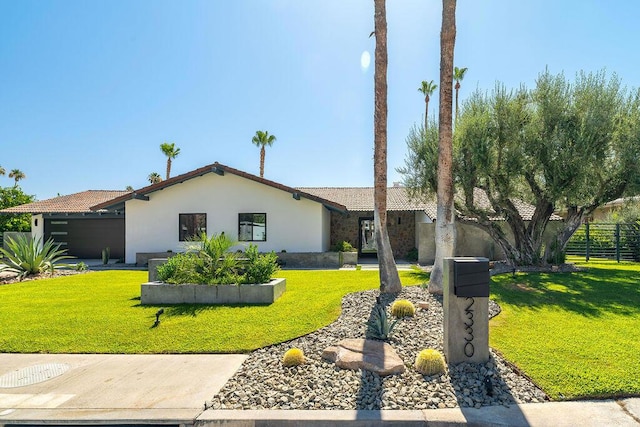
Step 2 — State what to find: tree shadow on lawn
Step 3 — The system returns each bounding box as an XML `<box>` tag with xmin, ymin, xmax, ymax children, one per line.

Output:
<box><xmin>404</xmin><ymin>268</ymin><xmax>430</xmax><ymax>283</ymax></box>
<box><xmin>490</xmin><ymin>269</ymin><xmax>640</xmax><ymax>317</ymax></box>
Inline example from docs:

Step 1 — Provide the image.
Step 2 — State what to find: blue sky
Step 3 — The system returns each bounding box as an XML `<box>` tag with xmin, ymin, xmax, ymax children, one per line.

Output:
<box><xmin>1</xmin><ymin>0</ymin><xmax>638</xmax><ymax>200</ymax></box>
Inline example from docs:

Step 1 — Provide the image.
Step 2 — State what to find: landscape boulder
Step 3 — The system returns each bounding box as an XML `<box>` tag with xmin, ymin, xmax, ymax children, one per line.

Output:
<box><xmin>321</xmin><ymin>338</ymin><xmax>405</xmax><ymax>376</ymax></box>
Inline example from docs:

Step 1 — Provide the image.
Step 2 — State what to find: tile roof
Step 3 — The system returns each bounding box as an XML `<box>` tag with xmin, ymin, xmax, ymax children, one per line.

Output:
<box><xmin>300</xmin><ymin>186</ymin><xmax>562</xmax><ymax>221</ymax></box>
<box><xmin>297</xmin><ymin>187</ymin><xmax>435</xmax><ymax>214</ymax></box>
<box><xmin>0</xmin><ymin>190</ymin><xmax>131</xmax><ymax>214</ymax></box>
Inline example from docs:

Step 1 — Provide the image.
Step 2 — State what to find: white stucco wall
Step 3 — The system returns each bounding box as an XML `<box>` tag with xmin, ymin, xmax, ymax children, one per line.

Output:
<box><xmin>414</xmin><ymin>211</ymin><xmax>431</xmax><ymax>248</ymax></box>
<box><xmin>124</xmin><ymin>173</ymin><xmax>331</xmax><ymax>263</ymax></box>
<box><xmin>31</xmin><ymin>214</ymin><xmax>44</xmax><ymax>246</ymax></box>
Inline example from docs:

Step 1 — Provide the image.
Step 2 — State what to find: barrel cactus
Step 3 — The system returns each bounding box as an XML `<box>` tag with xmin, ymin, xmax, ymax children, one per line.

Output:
<box><xmin>414</xmin><ymin>349</ymin><xmax>446</xmax><ymax>376</ymax></box>
<box><xmin>282</xmin><ymin>348</ymin><xmax>305</xmax><ymax>367</ymax></box>
<box><xmin>391</xmin><ymin>299</ymin><xmax>416</xmax><ymax>318</ymax></box>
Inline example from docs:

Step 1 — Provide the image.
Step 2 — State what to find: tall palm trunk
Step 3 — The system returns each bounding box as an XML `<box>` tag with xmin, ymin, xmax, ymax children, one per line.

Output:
<box><xmin>424</xmin><ymin>95</ymin><xmax>430</xmax><ymax>130</ymax></box>
<box><xmin>260</xmin><ymin>146</ymin><xmax>266</xmax><ymax>178</ymax></box>
<box><xmin>373</xmin><ymin>0</ymin><xmax>401</xmax><ymax>293</ymax></box>
<box><xmin>166</xmin><ymin>159</ymin><xmax>172</xmax><ymax>181</ymax></box>
<box><xmin>455</xmin><ymin>82</ymin><xmax>460</xmax><ymax>124</ymax></box>
<box><xmin>429</xmin><ymin>0</ymin><xmax>457</xmax><ymax>294</ymax></box>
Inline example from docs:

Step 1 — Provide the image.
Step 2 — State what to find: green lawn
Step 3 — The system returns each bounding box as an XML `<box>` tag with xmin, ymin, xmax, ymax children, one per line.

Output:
<box><xmin>490</xmin><ymin>259</ymin><xmax>640</xmax><ymax>400</ymax></box>
<box><xmin>4</xmin><ymin>260</ymin><xmax>639</xmax><ymax>400</ymax></box>
<box><xmin>0</xmin><ymin>269</ymin><xmax>428</xmax><ymax>354</ymax></box>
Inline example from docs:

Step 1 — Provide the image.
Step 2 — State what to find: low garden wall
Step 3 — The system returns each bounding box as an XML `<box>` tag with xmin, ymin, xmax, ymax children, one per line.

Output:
<box><xmin>140</xmin><ymin>278</ymin><xmax>286</xmax><ymax>305</ymax></box>
<box><xmin>276</xmin><ymin>251</ymin><xmax>357</xmax><ymax>268</ymax></box>
<box><xmin>136</xmin><ymin>251</ymin><xmax>177</xmax><ymax>267</ymax></box>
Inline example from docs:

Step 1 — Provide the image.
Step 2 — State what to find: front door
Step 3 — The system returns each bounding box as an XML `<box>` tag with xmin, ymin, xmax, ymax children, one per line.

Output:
<box><xmin>359</xmin><ymin>218</ymin><xmax>377</xmax><ymax>257</ymax></box>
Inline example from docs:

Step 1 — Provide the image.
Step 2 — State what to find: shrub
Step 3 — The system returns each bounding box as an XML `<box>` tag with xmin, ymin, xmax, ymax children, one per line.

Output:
<box><xmin>414</xmin><ymin>349</ymin><xmax>446</xmax><ymax>376</ymax></box>
<box><xmin>405</xmin><ymin>247</ymin><xmax>419</xmax><ymax>262</ymax></box>
<box><xmin>0</xmin><ymin>235</ymin><xmax>74</xmax><ymax>280</ymax></box>
<box><xmin>157</xmin><ymin>252</ymin><xmax>208</xmax><ymax>284</ymax></box>
<box><xmin>391</xmin><ymin>299</ymin><xmax>416</xmax><ymax>318</ymax></box>
<box><xmin>75</xmin><ymin>262</ymin><xmax>88</xmax><ymax>272</ymax></box>
<box><xmin>156</xmin><ymin>234</ymin><xmax>279</xmax><ymax>285</ymax></box>
<box><xmin>101</xmin><ymin>247</ymin><xmax>110</xmax><ymax>265</ymax></box>
<box><xmin>331</xmin><ymin>241</ymin><xmax>356</xmax><ymax>252</ymax></box>
<box><xmin>545</xmin><ymin>238</ymin><xmax>566</xmax><ymax>265</ymax></box>
<box><xmin>242</xmin><ymin>244</ymin><xmax>279</xmax><ymax>284</ymax></box>
<box><xmin>282</xmin><ymin>348</ymin><xmax>305</xmax><ymax>367</ymax></box>
<box><xmin>366</xmin><ymin>302</ymin><xmax>400</xmax><ymax>340</ymax></box>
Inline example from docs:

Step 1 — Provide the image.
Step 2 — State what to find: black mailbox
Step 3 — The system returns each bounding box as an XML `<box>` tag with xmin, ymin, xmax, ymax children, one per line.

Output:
<box><xmin>453</xmin><ymin>259</ymin><xmax>490</xmax><ymax>297</ymax></box>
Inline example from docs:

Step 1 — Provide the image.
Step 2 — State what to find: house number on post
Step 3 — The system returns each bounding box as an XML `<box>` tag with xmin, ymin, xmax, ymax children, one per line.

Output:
<box><xmin>443</xmin><ymin>258</ymin><xmax>490</xmax><ymax>364</ymax></box>
<box><xmin>463</xmin><ymin>297</ymin><xmax>475</xmax><ymax>357</ymax></box>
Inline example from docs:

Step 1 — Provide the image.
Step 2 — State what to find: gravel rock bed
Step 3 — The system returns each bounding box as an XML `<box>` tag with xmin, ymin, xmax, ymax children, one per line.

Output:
<box><xmin>0</xmin><ymin>269</ymin><xmax>88</xmax><ymax>285</ymax></box>
<box><xmin>209</xmin><ymin>287</ymin><xmax>547</xmax><ymax>410</ymax></box>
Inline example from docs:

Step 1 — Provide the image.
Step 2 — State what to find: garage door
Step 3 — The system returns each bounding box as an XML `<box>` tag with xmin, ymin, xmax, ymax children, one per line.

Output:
<box><xmin>44</xmin><ymin>218</ymin><xmax>125</xmax><ymax>259</ymax></box>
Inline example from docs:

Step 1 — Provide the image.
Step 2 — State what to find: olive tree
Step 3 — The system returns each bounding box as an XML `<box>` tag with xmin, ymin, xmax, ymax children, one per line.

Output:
<box><xmin>401</xmin><ymin>69</ymin><xmax>640</xmax><ymax>266</ymax></box>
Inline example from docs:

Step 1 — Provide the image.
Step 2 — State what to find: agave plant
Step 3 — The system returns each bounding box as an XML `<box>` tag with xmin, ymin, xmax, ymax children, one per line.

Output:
<box><xmin>0</xmin><ymin>235</ymin><xmax>74</xmax><ymax>280</ymax></box>
<box><xmin>366</xmin><ymin>301</ymin><xmax>400</xmax><ymax>340</ymax></box>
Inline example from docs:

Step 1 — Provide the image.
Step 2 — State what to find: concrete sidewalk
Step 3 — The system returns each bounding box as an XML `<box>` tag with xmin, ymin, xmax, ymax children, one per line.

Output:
<box><xmin>0</xmin><ymin>353</ymin><xmax>247</xmax><ymax>425</ymax></box>
<box><xmin>1</xmin><ymin>353</ymin><xmax>639</xmax><ymax>426</ymax></box>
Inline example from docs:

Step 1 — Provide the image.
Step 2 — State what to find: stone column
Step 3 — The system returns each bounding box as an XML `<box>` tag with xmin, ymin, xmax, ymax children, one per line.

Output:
<box><xmin>443</xmin><ymin>257</ymin><xmax>490</xmax><ymax>364</ymax></box>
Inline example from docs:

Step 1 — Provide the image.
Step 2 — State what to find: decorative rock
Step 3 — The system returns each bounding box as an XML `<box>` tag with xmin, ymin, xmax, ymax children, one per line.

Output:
<box><xmin>321</xmin><ymin>338</ymin><xmax>405</xmax><ymax>376</ymax></box>
<box><xmin>209</xmin><ymin>287</ymin><xmax>549</xmax><ymax>411</ymax></box>
<box><xmin>417</xmin><ymin>301</ymin><xmax>429</xmax><ymax>310</ymax></box>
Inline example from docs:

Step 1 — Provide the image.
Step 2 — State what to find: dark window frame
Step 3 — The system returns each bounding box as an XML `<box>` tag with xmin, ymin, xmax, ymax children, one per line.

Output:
<box><xmin>179</xmin><ymin>213</ymin><xmax>207</xmax><ymax>241</ymax></box>
<box><xmin>238</xmin><ymin>213</ymin><xmax>267</xmax><ymax>242</ymax></box>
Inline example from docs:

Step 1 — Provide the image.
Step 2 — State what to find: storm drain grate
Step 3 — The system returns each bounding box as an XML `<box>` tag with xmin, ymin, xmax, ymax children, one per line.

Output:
<box><xmin>0</xmin><ymin>363</ymin><xmax>71</xmax><ymax>388</ymax></box>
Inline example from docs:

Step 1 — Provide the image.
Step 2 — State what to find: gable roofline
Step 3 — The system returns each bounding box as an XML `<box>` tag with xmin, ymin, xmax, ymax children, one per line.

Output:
<box><xmin>90</xmin><ymin>162</ymin><xmax>347</xmax><ymax>212</ymax></box>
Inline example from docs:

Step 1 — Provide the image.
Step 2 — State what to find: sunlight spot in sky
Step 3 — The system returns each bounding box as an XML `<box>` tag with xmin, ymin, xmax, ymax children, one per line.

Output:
<box><xmin>360</xmin><ymin>50</ymin><xmax>371</xmax><ymax>72</ymax></box>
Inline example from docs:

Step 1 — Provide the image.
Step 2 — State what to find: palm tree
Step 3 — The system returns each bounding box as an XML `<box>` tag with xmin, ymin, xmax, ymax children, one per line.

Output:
<box><xmin>418</xmin><ymin>80</ymin><xmax>438</xmax><ymax>130</ymax></box>
<box><xmin>125</xmin><ymin>185</ymin><xmax>134</xmax><ymax>191</ymax></box>
<box><xmin>430</xmin><ymin>0</ymin><xmax>457</xmax><ymax>295</ymax></box>
<box><xmin>251</xmin><ymin>130</ymin><xmax>276</xmax><ymax>178</ymax></box>
<box><xmin>453</xmin><ymin>66</ymin><xmax>467</xmax><ymax>123</ymax></box>
<box><xmin>0</xmin><ymin>166</ymin><xmax>5</xmax><ymax>177</ymax></box>
<box><xmin>148</xmin><ymin>172</ymin><xmax>162</xmax><ymax>184</ymax></box>
<box><xmin>9</xmin><ymin>169</ymin><xmax>25</xmax><ymax>186</ymax></box>
<box><xmin>373</xmin><ymin>0</ymin><xmax>401</xmax><ymax>293</ymax></box>
<box><xmin>160</xmin><ymin>142</ymin><xmax>180</xmax><ymax>180</ymax></box>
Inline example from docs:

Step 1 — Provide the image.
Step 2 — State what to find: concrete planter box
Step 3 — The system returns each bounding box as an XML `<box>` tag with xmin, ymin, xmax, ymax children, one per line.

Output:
<box><xmin>140</xmin><ymin>278</ymin><xmax>286</xmax><ymax>305</ymax></box>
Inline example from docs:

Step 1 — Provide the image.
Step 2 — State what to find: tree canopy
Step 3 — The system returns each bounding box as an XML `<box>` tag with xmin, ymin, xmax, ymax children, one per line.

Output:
<box><xmin>400</xmin><ymin>69</ymin><xmax>640</xmax><ymax>266</ymax></box>
<box><xmin>0</xmin><ymin>186</ymin><xmax>35</xmax><ymax>232</ymax></box>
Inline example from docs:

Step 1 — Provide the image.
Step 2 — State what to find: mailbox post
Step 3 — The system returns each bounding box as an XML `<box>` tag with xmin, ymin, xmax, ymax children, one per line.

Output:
<box><xmin>443</xmin><ymin>257</ymin><xmax>490</xmax><ymax>364</ymax></box>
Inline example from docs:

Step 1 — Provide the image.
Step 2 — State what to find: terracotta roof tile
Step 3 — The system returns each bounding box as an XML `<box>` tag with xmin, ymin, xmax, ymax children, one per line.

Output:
<box><xmin>0</xmin><ymin>190</ymin><xmax>131</xmax><ymax>214</ymax></box>
<box><xmin>297</xmin><ymin>187</ymin><xmax>434</xmax><ymax>213</ymax></box>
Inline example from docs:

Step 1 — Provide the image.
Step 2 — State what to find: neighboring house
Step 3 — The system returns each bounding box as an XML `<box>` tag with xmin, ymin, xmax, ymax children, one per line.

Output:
<box><xmin>1</xmin><ymin>161</ymin><xmax>563</xmax><ymax>265</ymax></box>
<box><xmin>0</xmin><ymin>190</ymin><xmax>129</xmax><ymax>259</ymax></box>
<box><xmin>588</xmin><ymin>196</ymin><xmax>640</xmax><ymax>222</ymax></box>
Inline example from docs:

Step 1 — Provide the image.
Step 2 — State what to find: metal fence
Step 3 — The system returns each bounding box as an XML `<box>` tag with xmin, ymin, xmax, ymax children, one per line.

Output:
<box><xmin>566</xmin><ymin>223</ymin><xmax>640</xmax><ymax>262</ymax></box>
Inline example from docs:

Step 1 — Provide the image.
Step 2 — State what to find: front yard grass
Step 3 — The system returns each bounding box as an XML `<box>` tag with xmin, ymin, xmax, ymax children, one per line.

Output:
<box><xmin>0</xmin><ymin>269</ymin><xmax>428</xmax><ymax>354</ymax></box>
<box><xmin>490</xmin><ymin>260</ymin><xmax>640</xmax><ymax>400</ymax></box>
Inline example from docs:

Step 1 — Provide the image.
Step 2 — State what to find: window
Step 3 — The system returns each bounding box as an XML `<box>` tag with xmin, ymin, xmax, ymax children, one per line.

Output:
<box><xmin>179</xmin><ymin>213</ymin><xmax>206</xmax><ymax>241</ymax></box>
<box><xmin>238</xmin><ymin>213</ymin><xmax>266</xmax><ymax>241</ymax></box>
